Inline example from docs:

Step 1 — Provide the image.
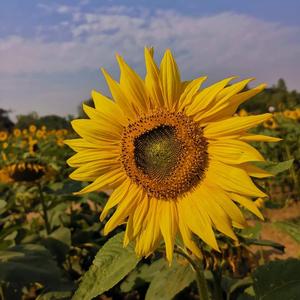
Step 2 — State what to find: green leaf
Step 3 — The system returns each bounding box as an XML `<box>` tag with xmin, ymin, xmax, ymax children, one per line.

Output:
<box><xmin>145</xmin><ymin>258</ymin><xmax>195</xmax><ymax>300</ymax></box>
<box><xmin>36</xmin><ymin>290</ymin><xmax>72</xmax><ymax>300</ymax></box>
<box><xmin>0</xmin><ymin>244</ymin><xmax>62</xmax><ymax>286</ymax></box>
<box><xmin>226</xmin><ymin>277</ymin><xmax>253</xmax><ymax>299</ymax></box>
<box><xmin>36</xmin><ymin>283</ymin><xmax>75</xmax><ymax>300</ymax></box>
<box><xmin>41</xmin><ymin>227</ymin><xmax>71</xmax><ymax>264</ymax></box>
<box><xmin>240</xmin><ymin>222</ymin><xmax>262</xmax><ymax>239</ymax></box>
<box><xmin>242</xmin><ymin>238</ymin><xmax>285</xmax><ymax>252</ymax></box>
<box><xmin>120</xmin><ymin>259</ymin><xmax>166</xmax><ymax>293</ymax></box>
<box><xmin>273</xmin><ymin>221</ymin><xmax>300</xmax><ymax>244</ymax></box>
<box><xmin>72</xmin><ymin>232</ymin><xmax>140</xmax><ymax>300</ymax></box>
<box><xmin>0</xmin><ymin>199</ymin><xmax>7</xmax><ymax>210</ymax></box>
<box><xmin>253</xmin><ymin>259</ymin><xmax>300</xmax><ymax>300</ymax></box>
<box><xmin>254</xmin><ymin>159</ymin><xmax>294</xmax><ymax>175</ymax></box>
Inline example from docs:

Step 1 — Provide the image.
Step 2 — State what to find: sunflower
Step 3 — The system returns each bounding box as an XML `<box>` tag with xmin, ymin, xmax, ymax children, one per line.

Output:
<box><xmin>263</xmin><ymin>117</ymin><xmax>278</xmax><ymax>129</ymax></box>
<box><xmin>66</xmin><ymin>48</ymin><xmax>280</xmax><ymax>262</ymax></box>
<box><xmin>3</xmin><ymin>162</ymin><xmax>46</xmax><ymax>182</ymax></box>
<box><xmin>0</xmin><ymin>131</ymin><xmax>8</xmax><ymax>142</ymax></box>
<box><xmin>29</xmin><ymin>125</ymin><xmax>37</xmax><ymax>134</ymax></box>
<box><xmin>0</xmin><ymin>168</ymin><xmax>12</xmax><ymax>184</ymax></box>
<box><xmin>13</xmin><ymin>128</ymin><xmax>21</xmax><ymax>137</ymax></box>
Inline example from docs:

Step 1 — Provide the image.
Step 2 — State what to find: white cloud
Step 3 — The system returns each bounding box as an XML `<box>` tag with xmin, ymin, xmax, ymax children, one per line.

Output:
<box><xmin>1</xmin><ymin>7</ymin><xmax>300</xmax><ymax>116</ymax></box>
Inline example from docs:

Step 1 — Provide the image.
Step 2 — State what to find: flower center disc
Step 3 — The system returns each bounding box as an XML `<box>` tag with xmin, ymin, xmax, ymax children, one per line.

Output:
<box><xmin>121</xmin><ymin>110</ymin><xmax>208</xmax><ymax>199</ymax></box>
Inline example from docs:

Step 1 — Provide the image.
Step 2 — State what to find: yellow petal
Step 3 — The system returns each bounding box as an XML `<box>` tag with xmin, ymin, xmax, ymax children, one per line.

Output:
<box><xmin>71</xmin><ymin>119</ymin><xmax>121</xmax><ymax>143</ymax></box>
<box><xmin>74</xmin><ymin>168</ymin><xmax>126</xmax><ymax>194</ymax></box>
<box><xmin>177</xmin><ymin>76</ymin><xmax>207</xmax><ymax>111</ymax></box>
<box><xmin>82</xmin><ymin>104</ymin><xmax>124</xmax><ymax>135</ymax></box>
<box><xmin>240</xmin><ymin>163</ymin><xmax>274</xmax><ymax>178</ymax></box>
<box><xmin>186</xmin><ymin>77</ymin><xmax>236</xmax><ymax>116</ymax></box>
<box><xmin>230</xmin><ymin>193</ymin><xmax>264</xmax><ymax>220</ymax></box>
<box><xmin>124</xmin><ymin>214</ymin><xmax>134</xmax><ymax>247</ymax></box>
<box><xmin>91</xmin><ymin>90</ymin><xmax>128</xmax><ymax>126</ymax></box>
<box><xmin>135</xmin><ymin>198</ymin><xmax>161</xmax><ymax>257</ymax></box>
<box><xmin>144</xmin><ymin>47</ymin><xmax>163</xmax><ymax>108</ymax></box>
<box><xmin>240</xmin><ymin>134</ymin><xmax>282</xmax><ymax>142</ymax></box>
<box><xmin>104</xmin><ymin>184</ymin><xmax>143</xmax><ymax>235</ymax></box>
<box><xmin>204</xmin><ymin>114</ymin><xmax>272</xmax><ymax>138</ymax></box>
<box><xmin>177</xmin><ymin>211</ymin><xmax>201</xmax><ymax>257</ymax></box>
<box><xmin>195</xmin><ymin>78</ymin><xmax>254</xmax><ymax>123</ymax></box>
<box><xmin>207</xmin><ymin>160</ymin><xmax>267</xmax><ymax>198</ymax></box>
<box><xmin>100</xmin><ymin>179</ymin><xmax>131</xmax><ymax>221</ymax></box>
<box><xmin>199</xmin><ymin>180</ymin><xmax>247</xmax><ymax>227</ymax></box>
<box><xmin>159</xmin><ymin>49</ymin><xmax>181</xmax><ymax>109</ymax></box>
<box><xmin>178</xmin><ymin>196</ymin><xmax>219</xmax><ymax>251</ymax></box>
<box><xmin>64</xmin><ymin>138</ymin><xmax>115</xmax><ymax>152</ymax></box>
<box><xmin>132</xmin><ymin>195</ymin><xmax>149</xmax><ymax>237</ymax></box>
<box><xmin>67</xmin><ymin>150</ymin><xmax>119</xmax><ymax>167</ymax></box>
<box><xmin>116</xmin><ymin>54</ymin><xmax>149</xmax><ymax>112</ymax></box>
<box><xmin>158</xmin><ymin>200</ymin><xmax>178</xmax><ymax>263</ymax></box>
<box><xmin>195</xmin><ymin>185</ymin><xmax>237</xmax><ymax>240</ymax></box>
<box><xmin>208</xmin><ymin>139</ymin><xmax>264</xmax><ymax>164</ymax></box>
<box><xmin>101</xmin><ymin>68</ymin><xmax>137</xmax><ymax>120</ymax></box>
<box><xmin>69</xmin><ymin>161</ymin><xmax>119</xmax><ymax>181</ymax></box>
<box><xmin>218</xmin><ymin>83</ymin><xmax>266</xmax><ymax>118</ymax></box>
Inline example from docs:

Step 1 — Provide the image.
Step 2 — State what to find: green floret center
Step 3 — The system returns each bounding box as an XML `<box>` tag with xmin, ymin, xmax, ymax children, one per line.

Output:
<box><xmin>134</xmin><ymin>125</ymin><xmax>181</xmax><ymax>179</ymax></box>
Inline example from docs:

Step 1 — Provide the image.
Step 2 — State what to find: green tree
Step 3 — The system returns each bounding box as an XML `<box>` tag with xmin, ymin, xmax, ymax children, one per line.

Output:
<box><xmin>77</xmin><ymin>98</ymin><xmax>94</xmax><ymax>119</ymax></box>
<box><xmin>241</xmin><ymin>78</ymin><xmax>300</xmax><ymax>113</ymax></box>
<box><xmin>0</xmin><ymin>108</ymin><xmax>14</xmax><ymax>131</ymax></box>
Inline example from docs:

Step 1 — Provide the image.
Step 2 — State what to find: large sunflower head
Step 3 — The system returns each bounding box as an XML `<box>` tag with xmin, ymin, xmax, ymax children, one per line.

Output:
<box><xmin>66</xmin><ymin>48</ymin><xmax>280</xmax><ymax>262</ymax></box>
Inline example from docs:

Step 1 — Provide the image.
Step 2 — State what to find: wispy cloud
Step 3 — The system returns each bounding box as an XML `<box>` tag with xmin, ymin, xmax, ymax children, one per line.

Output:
<box><xmin>1</xmin><ymin>5</ymin><xmax>300</xmax><ymax>117</ymax></box>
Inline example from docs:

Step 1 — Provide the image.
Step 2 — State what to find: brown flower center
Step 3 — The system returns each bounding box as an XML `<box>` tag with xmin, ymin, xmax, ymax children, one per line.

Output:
<box><xmin>121</xmin><ymin>110</ymin><xmax>208</xmax><ymax>199</ymax></box>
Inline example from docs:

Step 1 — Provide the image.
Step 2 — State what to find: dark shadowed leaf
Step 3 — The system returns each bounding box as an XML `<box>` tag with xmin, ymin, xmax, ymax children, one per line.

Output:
<box><xmin>253</xmin><ymin>259</ymin><xmax>300</xmax><ymax>300</ymax></box>
<box><xmin>0</xmin><ymin>244</ymin><xmax>62</xmax><ymax>286</ymax></box>
<box><xmin>41</xmin><ymin>227</ymin><xmax>71</xmax><ymax>264</ymax></box>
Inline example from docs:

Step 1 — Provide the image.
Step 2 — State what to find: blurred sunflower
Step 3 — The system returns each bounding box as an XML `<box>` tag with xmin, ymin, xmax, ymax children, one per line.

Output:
<box><xmin>1</xmin><ymin>161</ymin><xmax>46</xmax><ymax>182</ymax></box>
<box><xmin>283</xmin><ymin>110</ymin><xmax>298</xmax><ymax>120</ymax></box>
<box><xmin>0</xmin><ymin>168</ymin><xmax>12</xmax><ymax>184</ymax></box>
<box><xmin>263</xmin><ymin>117</ymin><xmax>278</xmax><ymax>129</ymax></box>
<box><xmin>0</xmin><ymin>131</ymin><xmax>8</xmax><ymax>142</ymax></box>
<box><xmin>66</xmin><ymin>48</ymin><xmax>280</xmax><ymax>262</ymax></box>
<box><xmin>13</xmin><ymin>128</ymin><xmax>21</xmax><ymax>137</ymax></box>
<box><xmin>29</xmin><ymin>125</ymin><xmax>37</xmax><ymax>134</ymax></box>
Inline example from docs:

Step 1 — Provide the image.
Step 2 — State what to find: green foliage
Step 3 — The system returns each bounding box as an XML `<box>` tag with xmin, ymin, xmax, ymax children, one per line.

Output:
<box><xmin>0</xmin><ymin>244</ymin><xmax>62</xmax><ymax>286</ymax></box>
<box><xmin>253</xmin><ymin>259</ymin><xmax>300</xmax><ymax>300</ymax></box>
<box><xmin>15</xmin><ymin>112</ymin><xmax>71</xmax><ymax>129</ymax></box>
<box><xmin>254</xmin><ymin>159</ymin><xmax>294</xmax><ymax>175</ymax></box>
<box><xmin>73</xmin><ymin>232</ymin><xmax>141</xmax><ymax>300</ymax></box>
<box><xmin>273</xmin><ymin>220</ymin><xmax>300</xmax><ymax>244</ymax></box>
<box><xmin>145</xmin><ymin>258</ymin><xmax>195</xmax><ymax>300</ymax></box>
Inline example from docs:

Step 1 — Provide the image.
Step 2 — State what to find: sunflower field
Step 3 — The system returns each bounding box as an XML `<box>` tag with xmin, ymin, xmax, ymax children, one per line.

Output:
<box><xmin>0</xmin><ymin>49</ymin><xmax>300</xmax><ymax>300</ymax></box>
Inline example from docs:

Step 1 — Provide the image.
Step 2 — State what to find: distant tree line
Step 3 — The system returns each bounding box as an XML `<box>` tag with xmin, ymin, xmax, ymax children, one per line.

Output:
<box><xmin>14</xmin><ymin>112</ymin><xmax>73</xmax><ymax>130</ymax></box>
<box><xmin>0</xmin><ymin>111</ymin><xmax>73</xmax><ymax>131</ymax></box>
<box><xmin>0</xmin><ymin>79</ymin><xmax>299</xmax><ymax>131</ymax></box>
<box><xmin>241</xmin><ymin>78</ymin><xmax>300</xmax><ymax>112</ymax></box>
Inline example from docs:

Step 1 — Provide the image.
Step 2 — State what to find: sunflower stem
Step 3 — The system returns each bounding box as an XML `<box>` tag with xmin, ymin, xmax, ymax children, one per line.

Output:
<box><xmin>37</xmin><ymin>183</ymin><xmax>50</xmax><ymax>235</ymax></box>
<box><xmin>174</xmin><ymin>249</ymin><xmax>210</xmax><ymax>300</ymax></box>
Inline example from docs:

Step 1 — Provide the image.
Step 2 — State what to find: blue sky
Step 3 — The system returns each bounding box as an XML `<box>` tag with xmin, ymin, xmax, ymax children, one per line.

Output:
<box><xmin>0</xmin><ymin>0</ymin><xmax>299</xmax><ymax>118</ymax></box>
